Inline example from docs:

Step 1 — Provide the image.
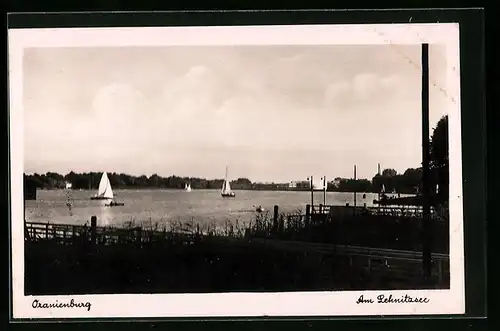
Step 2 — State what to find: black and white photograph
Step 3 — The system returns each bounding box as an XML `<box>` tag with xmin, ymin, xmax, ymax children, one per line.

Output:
<box><xmin>9</xmin><ymin>23</ymin><xmax>464</xmax><ymax>318</ymax></box>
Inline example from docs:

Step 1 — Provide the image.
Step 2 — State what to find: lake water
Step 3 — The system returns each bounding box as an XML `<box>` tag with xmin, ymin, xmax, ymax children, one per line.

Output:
<box><xmin>25</xmin><ymin>189</ymin><xmax>385</xmax><ymax>227</ymax></box>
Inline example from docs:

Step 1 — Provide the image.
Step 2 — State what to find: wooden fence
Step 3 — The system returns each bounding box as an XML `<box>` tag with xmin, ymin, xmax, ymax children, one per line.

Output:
<box><xmin>24</xmin><ymin>216</ymin><xmax>200</xmax><ymax>246</ymax></box>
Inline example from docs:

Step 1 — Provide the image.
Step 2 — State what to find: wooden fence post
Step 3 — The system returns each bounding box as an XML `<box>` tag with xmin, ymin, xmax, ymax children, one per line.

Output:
<box><xmin>45</xmin><ymin>223</ymin><xmax>49</xmax><ymax>240</ymax></box>
<box><xmin>273</xmin><ymin>205</ymin><xmax>279</xmax><ymax>234</ymax></box>
<box><xmin>279</xmin><ymin>214</ymin><xmax>284</xmax><ymax>234</ymax></box>
<box><xmin>306</xmin><ymin>204</ymin><xmax>311</xmax><ymax>226</ymax></box>
<box><xmin>24</xmin><ymin>221</ymin><xmax>31</xmax><ymax>241</ymax></box>
<box><xmin>90</xmin><ymin>216</ymin><xmax>97</xmax><ymax>245</ymax></box>
<box><xmin>136</xmin><ymin>227</ymin><xmax>142</xmax><ymax>245</ymax></box>
<box><xmin>437</xmin><ymin>259</ymin><xmax>443</xmax><ymax>284</ymax></box>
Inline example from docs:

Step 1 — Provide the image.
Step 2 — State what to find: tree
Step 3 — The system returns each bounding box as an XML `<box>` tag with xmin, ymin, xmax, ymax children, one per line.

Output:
<box><xmin>382</xmin><ymin>168</ymin><xmax>398</xmax><ymax>177</ymax></box>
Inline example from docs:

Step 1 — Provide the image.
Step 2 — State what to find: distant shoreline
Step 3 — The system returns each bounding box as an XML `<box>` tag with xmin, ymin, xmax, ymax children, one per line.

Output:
<box><xmin>35</xmin><ymin>187</ymin><xmax>404</xmax><ymax>195</ymax></box>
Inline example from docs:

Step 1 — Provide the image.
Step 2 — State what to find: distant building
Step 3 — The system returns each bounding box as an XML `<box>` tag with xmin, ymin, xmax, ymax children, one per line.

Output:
<box><xmin>289</xmin><ymin>181</ymin><xmax>297</xmax><ymax>188</ymax></box>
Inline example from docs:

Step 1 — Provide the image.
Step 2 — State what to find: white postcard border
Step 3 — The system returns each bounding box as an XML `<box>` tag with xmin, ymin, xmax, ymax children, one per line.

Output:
<box><xmin>9</xmin><ymin>23</ymin><xmax>464</xmax><ymax>319</ymax></box>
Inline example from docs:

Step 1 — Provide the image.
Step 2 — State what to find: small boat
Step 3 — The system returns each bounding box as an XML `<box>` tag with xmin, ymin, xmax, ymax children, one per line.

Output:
<box><xmin>65</xmin><ymin>181</ymin><xmax>72</xmax><ymax>189</ymax></box>
<box><xmin>105</xmin><ymin>201</ymin><xmax>125</xmax><ymax>207</ymax></box>
<box><xmin>254</xmin><ymin>205</ymin><xmax>265</xmax><ymax>213</ymax></box>
<box><xmin>185</xmin><ymin>183</ymin><xmax>192</xmax><ymax>192</ymax></box>
<box><xmin>221</xmin><ymin>166</ymin><xmax>235</xmax><ymax>198</ymax></box>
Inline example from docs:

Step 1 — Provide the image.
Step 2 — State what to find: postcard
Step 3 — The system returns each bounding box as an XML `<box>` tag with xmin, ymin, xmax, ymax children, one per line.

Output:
<box><xmin>9</xmin><ymin>22</ymin><xmax>464</xmax><ymax>319</ymax></box>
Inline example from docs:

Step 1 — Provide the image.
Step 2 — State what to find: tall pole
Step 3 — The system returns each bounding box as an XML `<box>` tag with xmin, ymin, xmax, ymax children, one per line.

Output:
<box><xmin>421</xmin><ymin>43</ymin><xmax>432</xmax><ymax>283</ymax></box>
<box><xmin>323</xmin><ymin>176</ymin><xmax>326</xmax><ymax>206</ymax></box>
<box><xmin>310</xmin><ymin>176</ymin><xmax>314</xmax><ymax>209</ymax></box>
<box><xmin>377</xmin><ymin>163</ymin><xmax>381</xmax><ymax>203</ymax></box>
<box><xmin>353</xmin><ymin>165</ymin><xmax>357</xmax><ymax>211</ymax></box>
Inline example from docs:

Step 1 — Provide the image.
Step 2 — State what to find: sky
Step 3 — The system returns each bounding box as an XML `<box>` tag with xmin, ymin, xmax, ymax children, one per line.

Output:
<box><xmin>23</xmin><ymin>45</ymin><xmax>449</xmax><ymax>182</ymax></box>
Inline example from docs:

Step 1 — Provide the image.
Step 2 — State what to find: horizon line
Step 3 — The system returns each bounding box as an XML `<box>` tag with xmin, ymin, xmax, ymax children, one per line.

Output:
<box><xmin>23</xmin><ymin>167</ymin><xmax>420</xmax><ymax>183</ymax></box>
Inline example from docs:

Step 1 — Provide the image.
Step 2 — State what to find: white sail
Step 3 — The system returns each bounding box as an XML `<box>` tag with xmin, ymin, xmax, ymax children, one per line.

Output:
<box><xmin>185</xmin><ymin>183</ymin><xmax>192</xmax><ymax>192</ymax></box>
<box><xmin>221</xmin><ymin>166</ymin><xmax>232</xmax><ymax>193</ymax></box>
<box><xmin>65</xmin><ymin>181</ymin><xmax>72</xmax><ymax>189</ymax></box>
<box><xmin>97</xmin><ymin>172</ymin><xmax>114</xmax><ymax>199</ymax></box>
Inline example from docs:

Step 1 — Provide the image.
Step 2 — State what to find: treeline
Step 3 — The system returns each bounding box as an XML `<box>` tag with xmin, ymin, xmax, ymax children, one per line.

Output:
<box><xmin>23</xmin><ymin>167</ymin><xmax>422</xmax><ymax>194</ymax></box>
<box><xmin>24</xmin><ymin>172</ymin><xmax>254</xmax><ymax>191</ymax></box>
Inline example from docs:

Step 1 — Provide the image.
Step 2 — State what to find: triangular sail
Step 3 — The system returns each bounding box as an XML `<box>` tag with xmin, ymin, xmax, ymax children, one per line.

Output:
<box><xmin>221</xmin><ymin>166</ymin><xmax>232</xmax><ymax>193</ymax></box>
<box><xmin>97</xmin><ymin>172</ymin><xmax>114</xmax><ymax>199</ymax></box>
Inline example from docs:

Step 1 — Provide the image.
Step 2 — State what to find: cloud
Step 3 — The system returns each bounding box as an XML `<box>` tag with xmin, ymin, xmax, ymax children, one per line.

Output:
<box><xmin>323</xmin><ymin>73</ymin><xmax>401</xmax><ymax>109</ymax></box>
<box><xmin>90</xmin><ymin>82</ymin><xmax>148</xmax><ymax>140</ymax></box>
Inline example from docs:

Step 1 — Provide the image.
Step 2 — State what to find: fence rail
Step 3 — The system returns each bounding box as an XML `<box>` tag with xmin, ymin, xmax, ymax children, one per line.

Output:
<box><xmin>24</xmin><ymin>219</ymin><xmax>198</xmax><ymax>245</ymax></box>
<box><xmin>220</xmin><ymin>236</ymin><xmax>449</xmax><ymax>284</ymax></box>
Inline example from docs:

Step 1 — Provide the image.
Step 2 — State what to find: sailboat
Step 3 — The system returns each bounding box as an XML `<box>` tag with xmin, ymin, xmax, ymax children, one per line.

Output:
<box><xmin>185</xmin><ymin>183</ymin><xmax>192</xmax><ymax>192</ymax></box>
<box><xmin>65</xmin><ymin>181</ymin><xmax>72</xmax><ymax>189</ymax></box>
<box><xmin>90</xmin><ymin>172</ymin><xmax>113</xmax><ymax>200</ymax></box>
<box><xmin>221</xmin><ymin>166</ymin><xmax>235</xmax><ymax>198</ymax></box>
<box><xmin>90</xmin><ymin>172</ymin><xmax>124</xmax><ymax>206</ymax></box>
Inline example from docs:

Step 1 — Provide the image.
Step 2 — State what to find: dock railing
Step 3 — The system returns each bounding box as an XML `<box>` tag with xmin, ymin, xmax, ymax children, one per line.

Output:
<box><xmin>309</xmin><ymin>204</ymin><xmax>439</xmax><ymax>219</ymax></box>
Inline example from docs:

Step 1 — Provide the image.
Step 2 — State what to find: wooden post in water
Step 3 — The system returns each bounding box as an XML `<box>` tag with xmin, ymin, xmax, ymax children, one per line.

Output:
<box><xmin>45</xmin><ymin>223</ymin><xmax>49</xmax><ymax>240</ymax></box>
<box><xmin>273</xmin><ymin>205</ymin><xmax>279</xmax><ymax>234</ymax></box>
<box><xmin>90</xmin><ymin>216</ymin><xmax>97</xmax><ymax>245</ymax></box>
<box><xmin>421</xmin><ymin>43</ymin><xmax>432</xmax><ymax>284</ymax></box>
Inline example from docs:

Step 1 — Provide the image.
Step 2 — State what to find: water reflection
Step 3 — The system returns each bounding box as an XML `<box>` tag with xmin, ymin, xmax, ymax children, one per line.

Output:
<box><xmin>98</xmin><ymin>200</ymin><xmax>112</xmax><ymax>227</ymax></box>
